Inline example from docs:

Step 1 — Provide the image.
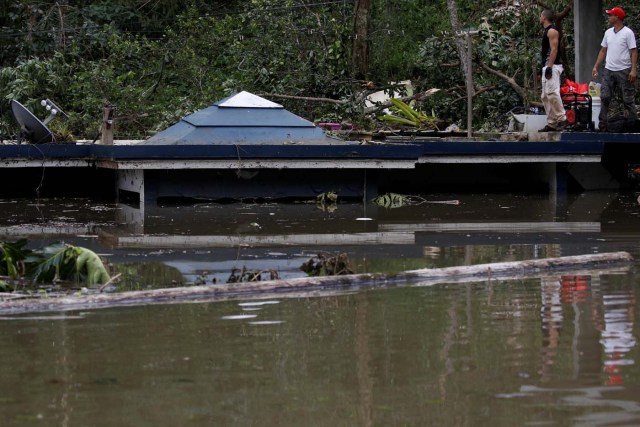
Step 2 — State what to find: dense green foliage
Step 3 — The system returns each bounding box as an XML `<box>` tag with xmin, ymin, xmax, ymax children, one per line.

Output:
<box><xmin>0</xmin><ymin>1</ymin><xmax>639</xmax><ymax>139</ymax></box>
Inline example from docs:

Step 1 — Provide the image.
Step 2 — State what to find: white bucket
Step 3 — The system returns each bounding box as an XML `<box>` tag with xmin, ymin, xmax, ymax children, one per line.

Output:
<box><xmin>591</xmin><ymin>96</ymin><xmax>601</xmax><ymax>129</ymax></box>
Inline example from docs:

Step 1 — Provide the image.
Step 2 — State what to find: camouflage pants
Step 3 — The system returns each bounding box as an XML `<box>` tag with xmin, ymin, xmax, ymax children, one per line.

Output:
<box><xmin>599</xmin><ymin>68</ymin><xmax>637</xmax><ymax>127</ymax></box>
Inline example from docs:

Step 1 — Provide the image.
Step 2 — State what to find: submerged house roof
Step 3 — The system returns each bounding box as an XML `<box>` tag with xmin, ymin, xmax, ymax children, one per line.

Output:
<box><xmin>143</xmin><ymin>91</ymin><xmax>339</xmax><ymax>145</ymax></box>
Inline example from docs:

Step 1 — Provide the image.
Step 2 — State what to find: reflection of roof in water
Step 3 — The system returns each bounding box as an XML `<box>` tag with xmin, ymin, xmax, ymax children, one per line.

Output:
<box><xmin>143</xmin><ymin>91</ymin><xmax>339</xmax><ymax>146</ymax></box>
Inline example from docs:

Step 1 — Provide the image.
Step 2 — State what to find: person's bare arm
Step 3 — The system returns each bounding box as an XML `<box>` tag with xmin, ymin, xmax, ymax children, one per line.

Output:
<box><xmin>547</xmin><ymin>28</ymin><xmax>559</xmax><ymax>68</ymax></box>
<box><xmin>592</xmin><ymin>47</ymin><xmax>607</xmax><ymax>78</ymax></box>
<box><xmin>630</xmin><ymin>48</ymin><xmax>637</xmax><ymax>82</ymax></box>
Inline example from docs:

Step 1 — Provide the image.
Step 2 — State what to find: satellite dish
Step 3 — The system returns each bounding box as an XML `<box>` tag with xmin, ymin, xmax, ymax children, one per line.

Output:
<box><xmin>11</xmin><ymin>100</ymin><xmax>53</xmax><ymax>144</ymax></box>
<box><xmin>10</xmin><ymin>99</ymin><xmax>67</xmax><ymax>144</ymax></box>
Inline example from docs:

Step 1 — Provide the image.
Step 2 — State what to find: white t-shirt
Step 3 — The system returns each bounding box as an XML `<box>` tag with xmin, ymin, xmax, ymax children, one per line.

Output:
<box><xmin>602</xmin><ymin>26</ymin><xmax>637</xmax><ymax>71</ymax></box>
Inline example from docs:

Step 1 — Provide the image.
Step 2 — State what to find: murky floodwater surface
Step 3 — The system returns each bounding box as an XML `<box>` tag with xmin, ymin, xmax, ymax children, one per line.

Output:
<box><xmin>0</xmin><ymin>192</ymin><xmax>639</xmax><ymax>426</ymax></box>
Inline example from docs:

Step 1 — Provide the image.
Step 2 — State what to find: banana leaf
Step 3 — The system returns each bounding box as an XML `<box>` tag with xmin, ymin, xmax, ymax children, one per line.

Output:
<box><xmin>0</xmin><ymin>239</ymin><xmax>33</xmax><ymax>279</ymax></box>
<box><xmin>378</xmin><ymin>115</ymin><xmax>419</xmax><ymax>126</ymax></box>
<box><xmin>390</xmin><ymin>98</ymin><xmax>420</xmax><ymax>120</ymax></box>
<box><xmin>32</xmin><ymin>244</ymin><xmax>110</xmax><ymax>285</ymax></box>
<box><xmin>379</xmin><ymin>98</ymin><xmax>439</xmax><ymax>129</ymax></box>
<box><xmin>75</xmin><ymin>247</ymin><xmax>111</xmax><ymax>285</ymax></box>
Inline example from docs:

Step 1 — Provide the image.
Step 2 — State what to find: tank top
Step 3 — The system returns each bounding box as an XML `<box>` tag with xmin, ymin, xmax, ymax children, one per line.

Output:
<box><xmin>541</xmin><ymin>24</ymin><xmax>563</xmax><ymax>67</ymax></box>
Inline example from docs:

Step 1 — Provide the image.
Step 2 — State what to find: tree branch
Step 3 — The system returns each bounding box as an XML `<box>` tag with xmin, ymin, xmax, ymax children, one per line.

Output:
<box><xmin>478</xmin><ymin>61</ymin><xmax>528</xmax><ymax>101</ymax></box>
<box><xmin>258</xmin><ymin>90</ymin><xmax>442</xmax><ymax>114</ymax></box>
<box><xmin>535</xmin><ymin>1</ymin><xmax>572</xmax><ymax>19</ymax></box>
<box><xmin>452</xmin><ymin>85</ymin><xmax>497</xmax><ymax>103</ymax></box>
<box><xmin>258</xmin><ymin>93</ymin><xmax>345</xmax><ymax>105</ymax></box>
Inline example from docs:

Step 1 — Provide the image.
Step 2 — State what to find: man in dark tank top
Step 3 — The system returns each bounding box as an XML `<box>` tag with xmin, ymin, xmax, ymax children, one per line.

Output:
<box><xmin>539</xmin><ymin>9</ymin><xmax>567</xmax><ymax>132</ymax></box>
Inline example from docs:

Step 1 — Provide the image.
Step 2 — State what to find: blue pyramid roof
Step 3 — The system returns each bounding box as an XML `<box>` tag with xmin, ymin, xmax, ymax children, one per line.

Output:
<box><xmin>144</xmin><ymin>91</ymin><xmax>337</xmax><ymax>145</ymax></box>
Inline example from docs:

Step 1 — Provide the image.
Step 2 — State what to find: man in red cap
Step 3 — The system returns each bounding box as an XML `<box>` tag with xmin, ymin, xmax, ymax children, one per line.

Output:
<box><xmin>592</xmin><ymin>6</ymin><xmax>638</xmax><ymax>132</ymax></box>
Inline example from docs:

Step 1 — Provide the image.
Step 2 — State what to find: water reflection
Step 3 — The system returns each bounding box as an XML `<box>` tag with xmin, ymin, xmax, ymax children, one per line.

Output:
<box><xmin>0</xmin><ymin>192</ymin><xmax>639</xmax><ymax>425</ymax></box>
<box><xmin>600</xmin><ymin>289</ymin><xmax>637</xmax><ymax>385</ymax></box>
<box><xmin>1</xmin><ymin>192</ymin><xmax>637</xmax><ymax>286</ymax></box>
<box><xmin>540</xmin><ymin>273</ymin><xmax>638</xmax><ymax>381</ymax></box>
<box><xmin>501</xmin><ymin>385</ymin><xmax>640</xmax><ymax>426</ymax></box>
<box><xmin>0</xmin><ymin>273</ymin><xmax>638</xmax><ymax>425</ymax></box>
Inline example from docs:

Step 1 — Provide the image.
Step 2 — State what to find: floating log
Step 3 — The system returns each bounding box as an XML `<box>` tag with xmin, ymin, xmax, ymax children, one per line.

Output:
<box><xmin>0</xmin><ymin>252</ymin><xmax>632</xmax><ymax>315</ymax></box>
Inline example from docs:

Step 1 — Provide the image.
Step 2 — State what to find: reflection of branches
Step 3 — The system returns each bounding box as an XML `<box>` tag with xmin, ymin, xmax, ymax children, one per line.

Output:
<box><xmin>539</xmin><ymin>277</ymin><xmax>561</xmax><ymax>383</ymax></box>
<box><xmin>438</xmin><ymin>296</ymin><xmax>458</xmax><ymax>400</ymax></box>
<box><xmin>355</xmin><ymin>293</ymin><xmax>372</xmax><ymax>427</ymax></box>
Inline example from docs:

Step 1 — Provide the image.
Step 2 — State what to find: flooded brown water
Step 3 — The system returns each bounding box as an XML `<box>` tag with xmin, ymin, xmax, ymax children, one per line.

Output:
<box><xmin>0</xmin><ymin>192</ymin><xmax>639</xmax><ymax>426</ymax></box>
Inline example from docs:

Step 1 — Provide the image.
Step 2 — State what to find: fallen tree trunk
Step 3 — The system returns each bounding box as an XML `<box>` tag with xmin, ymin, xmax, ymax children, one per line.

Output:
<box><xmin>0</xmin><ymin>252</ymin><xmax>632</xmax><ymax>315</ymax></box>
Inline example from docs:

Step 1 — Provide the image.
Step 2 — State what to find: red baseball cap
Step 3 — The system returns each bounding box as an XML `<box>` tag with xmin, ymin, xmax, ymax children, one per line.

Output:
<box><xmin>606</xmin><ymin>7</ymin><xmax>625</xmax><ymax>20</ymax></box>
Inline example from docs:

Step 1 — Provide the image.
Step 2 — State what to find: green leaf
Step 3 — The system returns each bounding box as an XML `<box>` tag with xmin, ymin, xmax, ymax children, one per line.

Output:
<box><xmin>75</xmin><ymin>247</ymin><xmax>111</xmax><ymax>286</ymax></box>
<box><xmin>390</xmin><ymin>98</ymin><xmax>420</xmax><ymax>120</ymax></box>
<box><xmin>0</xmin><ymin>239</ymin><xmax>32</xmax><ymax>279</ymax></box>
<box><xmin>378</xmin><ymin>115</ymin><xmax>418</xmax><ymax>126</ymax></box>
<box><xmin>32</xmin><ymin>244</ymin><xmax>77</xmax><ymax>284</ymax></box>
<box><xmin>32</xmin><ymin>244</ymin><xmax>110</xmax><ymax>285</ymax></box>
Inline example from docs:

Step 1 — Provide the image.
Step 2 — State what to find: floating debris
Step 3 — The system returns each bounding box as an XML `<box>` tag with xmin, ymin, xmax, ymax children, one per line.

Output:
<box><xmin>373</xmin><ymin>193</ymin><xmax>460</xmax><ymax>209</ymax></box>
<box><xmin>226</xmin><ymin>267</ymin><xmax>279</xmax><ymax>283</ymax></box>
<box><xmin>300</xmin><ymin>252</ymin><xmax>354</xmax><ymax>276</ymax></box>
<box><xmin>316</xmin><ymin>191</ymin><xmax>338</xmax><ymax>212</ymax></box>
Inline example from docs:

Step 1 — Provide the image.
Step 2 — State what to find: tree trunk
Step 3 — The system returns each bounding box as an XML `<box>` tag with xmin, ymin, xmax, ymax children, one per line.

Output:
<box><xmin>0</xmin><ymin>252</ymin><xmax>632</xmax><ymax>315</ymax></box>
<box><xmin>352</xmin><ymin>0</ymin><xmax>371</xmax><ymax>80</ymax></box>
<box><xmin>56</xmin><ymin>1</ymin><xmax>67</xmax><ymax>51</ymax></box>
<box><xmin>446</xmin><ymin>0</ymin><xmax>473</xmax><ymax>93</ymax></box>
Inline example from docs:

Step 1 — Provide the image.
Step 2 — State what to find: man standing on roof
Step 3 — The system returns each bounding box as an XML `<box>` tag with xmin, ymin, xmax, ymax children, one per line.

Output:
<box><xmin>592</xmin><ymin>6</ymin><xmax>638</xmax><ymax>132</ymax></box>
<box><xmin>539</xmin><ymin>9</ymin><xmax>567</xmax><ymax>132</ymax></box>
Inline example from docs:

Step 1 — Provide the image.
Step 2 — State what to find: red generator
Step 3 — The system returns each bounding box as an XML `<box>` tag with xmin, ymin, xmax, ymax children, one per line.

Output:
<box><xmin>561</xmin><ymin>93</ymin><xmax>594</xmax><ymax>131</ymax></box>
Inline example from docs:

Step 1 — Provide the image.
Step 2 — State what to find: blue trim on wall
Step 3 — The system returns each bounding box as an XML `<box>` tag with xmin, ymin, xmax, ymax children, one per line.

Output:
<box><xmin>0</xmin><ymin>138</ymin><xmax>617</xmax><ymax>161</ymax></box>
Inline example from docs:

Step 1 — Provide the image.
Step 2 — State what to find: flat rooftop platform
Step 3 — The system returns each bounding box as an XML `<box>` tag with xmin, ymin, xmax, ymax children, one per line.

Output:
<box><xmin>0</xmin><ymin>132</ymin><xmax>631</xmax><ymax>167</ymax></box>
<box><xmin>1</xmin><ymin>132</ymin><xmax>638</xmax><ymax>200</ymax></box>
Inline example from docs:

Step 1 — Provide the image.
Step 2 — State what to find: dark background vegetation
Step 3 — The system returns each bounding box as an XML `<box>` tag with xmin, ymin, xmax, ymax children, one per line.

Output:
<box><xmin>0</xmin><ymin>0</ymin><xmax>638</xmax><ymax>139</ymax></box>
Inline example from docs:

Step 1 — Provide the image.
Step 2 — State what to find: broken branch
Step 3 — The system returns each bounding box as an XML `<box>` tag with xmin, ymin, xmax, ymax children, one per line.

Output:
<box><xmin>478</xmin><ymin>62</ymin><xmax>528</xmax><ymax>100</ymax></box>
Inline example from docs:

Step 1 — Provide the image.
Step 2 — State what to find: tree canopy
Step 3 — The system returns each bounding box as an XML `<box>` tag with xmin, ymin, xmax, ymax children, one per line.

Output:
<box><xmin>0</xmin><ymin>0</ymin><xmax>638</xmax><ymax>140</ymax></box>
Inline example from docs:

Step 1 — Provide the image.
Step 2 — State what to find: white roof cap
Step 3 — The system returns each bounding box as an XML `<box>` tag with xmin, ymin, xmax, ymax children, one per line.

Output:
<box><xmin>217</xmin><ymin>91</ymin><xmax>283</xmax><ymax>108</ymax></box>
